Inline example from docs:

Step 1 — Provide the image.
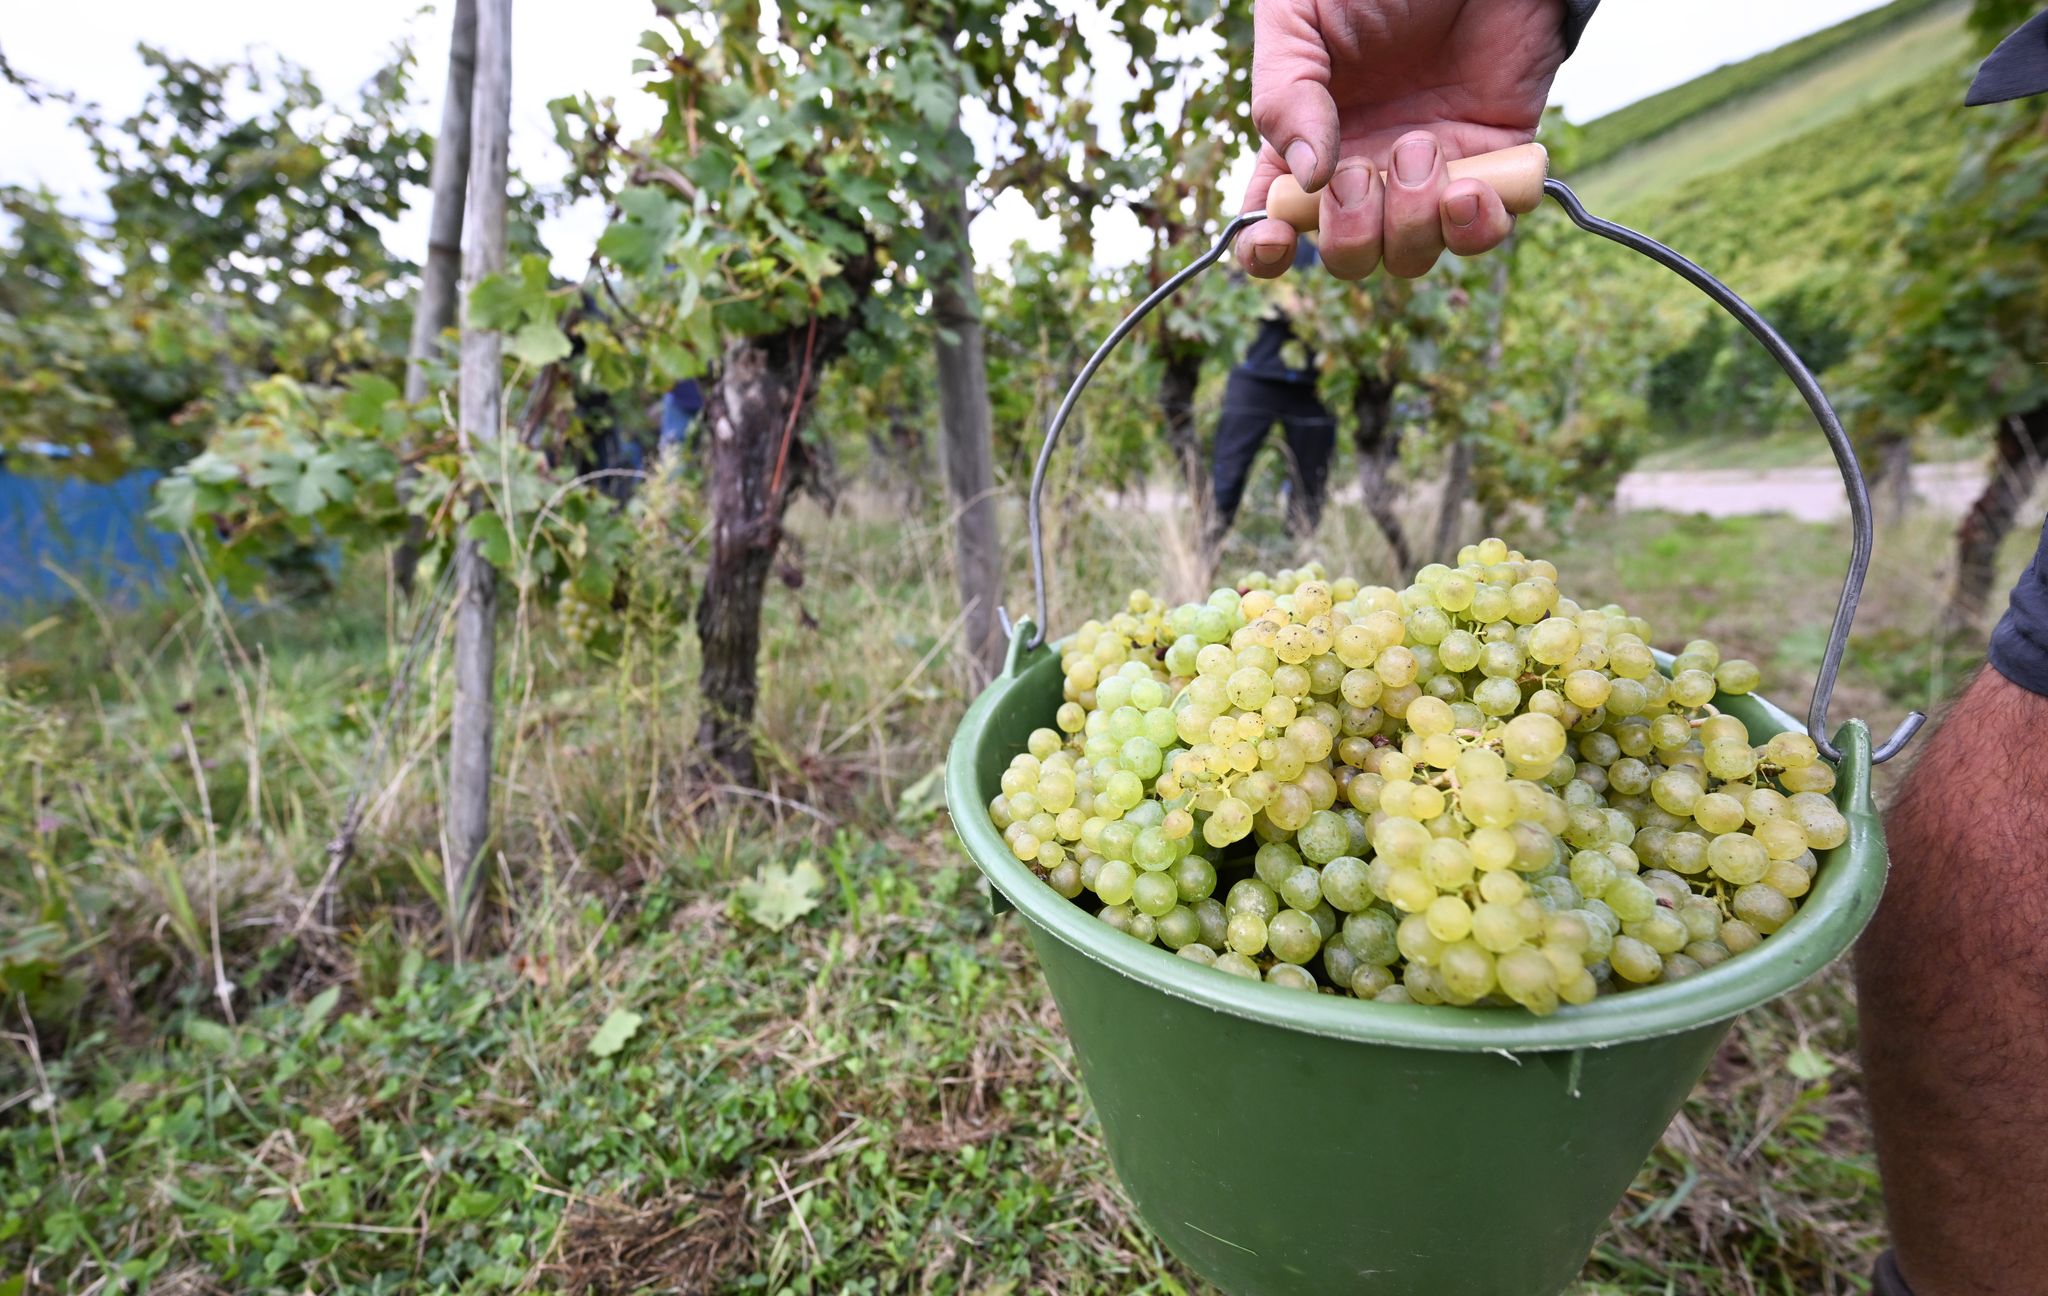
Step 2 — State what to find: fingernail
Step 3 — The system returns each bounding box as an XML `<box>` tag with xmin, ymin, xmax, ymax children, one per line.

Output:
<box><xmin>1284</xmin><ymin>140</ymin><xmax>1317</xmax><ymax>187</ymax></box>
<box><xmin>1332</xmin><ymin>163</ymin><xmax>1371</xmax><ymax>210</ymax></box>
<box><xmin>1393</xmin><ymin>138</ymin><xmax>1437</xmax><ymax>188</ymax></box>
<box><xmin>1252</xmin><ymin>241</ymin><xmax>1289</xmax><ymax>267</ymax></box>
<box><xmin>1445</xmin><ymin>193</ymin><xmax>1480</xmax><ymax>227</ymax></box>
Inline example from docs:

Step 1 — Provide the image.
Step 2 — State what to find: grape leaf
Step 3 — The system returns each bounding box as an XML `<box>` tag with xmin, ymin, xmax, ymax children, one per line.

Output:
<box><xmin>467</xmin><ymin>272</ymin><xmax>532</xmax><ymax>332</ymax></box>
<box><xmin>150</xmin><ymin>474</ymin><xmax>203</xmax><ymax>530</ymax></box>
<box><xmin>895</xmin><ymin>765</ymin><xmax>946</xmax><ymax>827</ymax></box>
<box><xmin>183</xmin><ymin>450</ymin><xmax>244</xmax><ymax>485</ymax></box>
<box><xmin>587</xmin><ymin>1008</ymin><xmax>643</xmax><ymax>1059</ymax></box>
<box><xmin>341</xmin><ymin>374</ymin><xmax>402</xmax><ymax>431</ymax></box>
<box><xmin>737</xmin><ymin>858</ymin><xmax>827</xmax><ymax>931</ymax></box>
<box><xmin>469</xmin><ymin>255</ymin><xmax>559</xmax><ymax>331</ymax></box>
<box><xmin>464</xmin><ymin>512</ymin><xmax>513</xmax><ymax>568</ymax></box>
<box><xmin>760</xmin><ymin>210</ymin><xmax>841</xmax><ymax>286</ymax></box>
<box><xmin>509</xmin><ymin>320</ymin><xmax>573</xmax><ymax>366</ymax></box>
<box><xmin>252</xmin><ymin>451</ymin><xmax>353</xmax><ymax>516</ymax></box>
<box><xmin>598</xmin><ymin>187</ymin><xmax>686</xmax><ymax>274</ymax></box>
<box><xmin>903</xmin><ymin>53</ymin><xmax>957</xmax><ymax>126</ymax></box>
<box><xmin>1786</xmin><ymin>1046</ymin><xmax>1836</xmax><ymax>1082</ymax></box>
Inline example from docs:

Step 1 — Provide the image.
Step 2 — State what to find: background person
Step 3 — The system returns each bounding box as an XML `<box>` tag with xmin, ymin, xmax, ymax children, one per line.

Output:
<box><xmin>1207</xmin><ymin>240</ymin><xmax>1337</xmax><ymax>548</ymax></box>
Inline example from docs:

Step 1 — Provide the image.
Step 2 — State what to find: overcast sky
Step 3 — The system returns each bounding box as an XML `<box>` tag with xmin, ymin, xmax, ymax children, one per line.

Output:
<box><xmin>1</xmin><ymin>0</ymin><xmax>1900</xmax><ymax>273</ymax></box>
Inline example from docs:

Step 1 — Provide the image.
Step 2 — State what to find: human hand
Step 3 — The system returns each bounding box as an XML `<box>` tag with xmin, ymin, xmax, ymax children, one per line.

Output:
<box><xmin>1238</xmin><ymin>0</ymin><xmax>1569</xmax><ymax>281</ymax></box>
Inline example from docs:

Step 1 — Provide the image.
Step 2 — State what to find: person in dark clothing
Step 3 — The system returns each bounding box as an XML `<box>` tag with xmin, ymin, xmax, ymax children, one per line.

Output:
<box><xmin>1208</xmin><ymin>240</ymin><xmax>1337</xmax><ymax>545</ymax></box>
<box><xmin>1242</xmin><ymin>5</ymin><xmax>2048</xmax><ymax>1296</ymax></box>
<box><xmin>660</xmin><ymin>379</ymin><xmax>705</xmax><ymax>455</ymax></box>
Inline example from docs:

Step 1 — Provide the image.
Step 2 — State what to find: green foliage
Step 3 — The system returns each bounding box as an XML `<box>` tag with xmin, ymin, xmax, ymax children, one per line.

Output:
<box><xmin>85</xmin><ymin>46</ymin><xmax>420</xmax><ymax>327</ymax></box>
<box><xmin>1970</xmin><ymin>0</ymin><xmax>2041</xmax><ymax>44</ymax></box>
<box><xmin>978</xmin><ymin>246</ymin><xmax>1147</xmax><ymax>481</ymax></box>
<box><xmin>810</xmin><ymin>296</ymin><xmax>936</xmax><ymax>488</ymax></box>
<box><xmin>560</xmin><ymin>0</ymin><xmax>949</xmax><ymax>368</ymax></box>
<box><xmin>1650</xmin><ymin>278</ymin><xmax>1857</xmax><ymax>439</ymax></box>
<box><xmin>0</xmin><ymin>48</ymin><xmax>426</xmax><ymax>477</ymax></box>
<box><xmin>557</xmin><ymin>0</ymin><xmax>1190</xmax><ymax>391</ymax></box>
<box><xmin>547</xmin><ymin>447</ymin><xmax>708</xmax><ymax>659</ymax></box>
<box><xmin>147</xmin><ymin>369</ymin><xmax>668</xmax><ymax>617</ymax></box>
<box><xmin>1609</xmin><ymin>64</ymin><xmax>1966</xmax><ymax>303</ymax></box>
<box><xmin>1540</xmin><ymin>61</ymin><xmax>1970</xmax><ymax>463</ymax></box>
<box><xmin>1853</xmin><ymin>93</ymin><xmax>2048</xmax><ymax>436</ymax></box>
<box><xmin>467</xmin><ymin>253</ymin><xmax>576</xmax><ymax>367</ymax></box>
<box><xmin>1471</xmin><ymin>228</ymin><xmax>1651</xmax><ymax>520</ymax></box>
<box><xmin>147</xmin><ymin>377</ymin><xmax>407</xmax><ymax>592</ymax></box>
<box><xmin>1574</xmin><ymin>0</ymin><xmax>1951</xmax><ymax>169</ymax></box>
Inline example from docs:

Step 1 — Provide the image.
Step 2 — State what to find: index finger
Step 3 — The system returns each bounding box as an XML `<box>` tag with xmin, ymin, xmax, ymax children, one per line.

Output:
<box><xmin>1237</xmin><ymin>146</ymin><xmax>1301</xmax><ymax>278</ymax></box>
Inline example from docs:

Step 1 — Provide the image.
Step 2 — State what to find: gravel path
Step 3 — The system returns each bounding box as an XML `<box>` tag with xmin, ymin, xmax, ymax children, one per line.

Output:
<box><xmin>1613</xmin><ymin>461</ymin><xmax>1985</xmax><ymax>521</ymax></box>
<box><xmin>1135</xmin><ymin>461</ymin><xmax>1987</xmax><ymax>522</ymax></box>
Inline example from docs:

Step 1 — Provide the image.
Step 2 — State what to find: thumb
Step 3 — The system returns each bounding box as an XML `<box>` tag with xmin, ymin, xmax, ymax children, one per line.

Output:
<box><xmin>1250</xmin><ymin>0</ymin><xmax>1341</xmax><ymax>193</ymax></box>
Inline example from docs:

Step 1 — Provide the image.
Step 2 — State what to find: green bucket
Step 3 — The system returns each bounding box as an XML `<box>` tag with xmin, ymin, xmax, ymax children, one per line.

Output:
<box><xmin>946</xmin><ymin>635</ymin><xmax>1884</xmax><ymax>1296</ymax></box>
<box><xmin>946</xmin><ymin>174</ymin><xmax>1922</xmax><ymax>1294</ymax></box>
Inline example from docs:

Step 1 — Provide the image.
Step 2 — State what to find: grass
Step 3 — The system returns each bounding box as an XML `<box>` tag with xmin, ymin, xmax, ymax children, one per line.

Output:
<box><xmin>1572</xmin><ymin>0</ymin><xmax>1964</xmax><ymax>178</ymax></box>
<box><xmin>1635</xmin><ymin>424</ymin><xmax>1852</xmax><ymax>473</ymax></box>
<box><xmin>1636</xmin><ymin>426</ymin><xmax>1986</xmax><ymax>472</ymax></box>
<box><xmin>5</xmin><ymin>486</ymin><xmax>2038</xmax><ymax>1294</ymax></box>
<box><xmin>1590</xmin><ymin>52</ymin><xmax>1971</xmax><ymax>299</ymax></box>
<box><xmin>1573</xmin><ymin>4</ymin><xmax>1972</xmax><ymax>213</ymax></box>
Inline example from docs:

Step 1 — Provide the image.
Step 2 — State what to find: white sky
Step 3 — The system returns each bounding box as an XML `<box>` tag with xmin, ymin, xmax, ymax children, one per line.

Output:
<box><xmin>0</xmin><ymin>0</ymin><xmax>1898</xmax><ymax>276</ymax></box>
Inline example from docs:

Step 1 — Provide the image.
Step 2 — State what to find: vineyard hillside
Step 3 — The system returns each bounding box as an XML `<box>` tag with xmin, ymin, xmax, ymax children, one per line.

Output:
<box><xmin>1571</xmin><ymin>0</ymin><xmax>1971</xmax><ymax>211</ymax></box>
<box><xmin>1547</xmin><ymin>19</ymin><xmax>1978</xmax><ymax>467</ymax></box>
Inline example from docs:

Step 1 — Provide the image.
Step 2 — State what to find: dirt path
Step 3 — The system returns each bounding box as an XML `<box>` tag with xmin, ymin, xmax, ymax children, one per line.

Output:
<box><xmin>1613</xmin><ymin>461</ymin><xmax>1984</xmax><ymax>521</ymax></box>
<box><xmin>1134</xmin><ymin>462</ymin><xmax>1986</xmax><ymax>522</ymax></box>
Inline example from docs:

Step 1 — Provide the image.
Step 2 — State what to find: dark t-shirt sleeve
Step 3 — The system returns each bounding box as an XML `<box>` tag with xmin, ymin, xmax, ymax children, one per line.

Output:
<box><xmin>1234</xmin><ymin>242</ymin><xmax>1321</xmax><ymax>384</ymax></box>
<box><xmin>1563</xmin><ymin>0</ymin><xmax>1601</xmax><ymax>56</ymax></box>
<box><xmin>1988</xmin><ymin>517</ymin><xmax>2048</xmax><ymax>696</ymax></box>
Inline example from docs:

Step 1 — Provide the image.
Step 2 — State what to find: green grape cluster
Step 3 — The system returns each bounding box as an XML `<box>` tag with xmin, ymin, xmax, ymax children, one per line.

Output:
<box><xmin>557</xmin><ymin>585</ymin><xmax>609</xmax><ymax>651</ymax></box>
<box><xmin>986</xmin><ymin>538</ymin><xmax>1849</xmax><ymax>1016</ymax></box>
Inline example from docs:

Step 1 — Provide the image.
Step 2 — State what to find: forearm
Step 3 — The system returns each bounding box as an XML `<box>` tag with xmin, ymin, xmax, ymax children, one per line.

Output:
<box><xmin>1857</xmin><ymin>664</ymin><xmax>2048</xmax><ymax>1295</ymax></box>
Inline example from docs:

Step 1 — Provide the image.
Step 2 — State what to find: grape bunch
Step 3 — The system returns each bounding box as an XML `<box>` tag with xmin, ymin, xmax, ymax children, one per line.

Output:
<box><xmin>985</xmin><ymin>539</ymin><xmax>1849</xmax><ymax>1016</ymax></box>
<box><xmin>556</xmin><ymin>585</ymin><xmax>609</xmax><ymax>652</ymax></box>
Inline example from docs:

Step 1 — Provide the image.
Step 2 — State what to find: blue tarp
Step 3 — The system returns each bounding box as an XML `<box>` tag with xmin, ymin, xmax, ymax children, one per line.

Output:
<box><xmin>0</xmin><ymin>462</ymin><xmax>185</xmax><ymax>611</ymax></box>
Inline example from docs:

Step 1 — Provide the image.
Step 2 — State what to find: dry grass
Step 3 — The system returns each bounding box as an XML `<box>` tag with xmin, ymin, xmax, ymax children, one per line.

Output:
<box><xmin>545</xmin><ymin>1182</ymin><xmax>758</xmax><ymax>1295</ymax></box>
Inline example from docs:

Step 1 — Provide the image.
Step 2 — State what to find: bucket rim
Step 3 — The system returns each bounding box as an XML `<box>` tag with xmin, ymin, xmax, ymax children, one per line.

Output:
<box><xmin>945</xmin><ymin>638</ymin><xmax>1884</xmax><ymax>1054</ymax></box>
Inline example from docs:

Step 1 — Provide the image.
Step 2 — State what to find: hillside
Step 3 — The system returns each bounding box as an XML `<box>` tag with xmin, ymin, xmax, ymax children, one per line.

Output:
<box><xmin>1617</xmin><ymin>61</ymin><xmax>1968</xmax><ymax>301</ymax></box>
<box><xmin>1529</xmin><ymin>56</ymin><xmax>1976</xmax><ymax>470</ymax></box>
<box><xmin>1574</xmin><ymin>0</ymin><xmax>1959</xmax><ymax>170</ymax></box>
<box><xmin>1570</xmin><ymin>0</ymin><xmax>1972</xmax><ymax>212</ymax></box>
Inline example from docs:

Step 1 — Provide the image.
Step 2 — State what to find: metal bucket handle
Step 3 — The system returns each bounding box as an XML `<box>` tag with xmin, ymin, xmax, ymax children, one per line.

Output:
<box><xmin>1009</xmin><ymin>177</ymin><xmax>1924</xmax><ymax>765</ymax></box>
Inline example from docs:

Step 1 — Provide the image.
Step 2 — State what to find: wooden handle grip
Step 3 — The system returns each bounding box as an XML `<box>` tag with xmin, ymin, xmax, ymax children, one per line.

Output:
<box><xmin>1264</xmin><ymin>141</ymin><xmax>1550</xmax><ymax>232</ymax></box>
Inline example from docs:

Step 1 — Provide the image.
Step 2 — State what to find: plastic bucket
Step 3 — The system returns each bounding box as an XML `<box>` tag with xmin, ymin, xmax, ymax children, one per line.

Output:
<box><xmin>945</xmin><ymin>632</ymin><xmax>1885</xmax><ymax>1296</ymax></box>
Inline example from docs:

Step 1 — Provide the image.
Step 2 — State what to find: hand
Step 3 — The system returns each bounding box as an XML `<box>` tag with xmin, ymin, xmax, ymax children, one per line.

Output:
<box><xmin>1238</xmin><ymin>0</ymin><xmax>1568</xmax><ymax>281</ymax></box>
